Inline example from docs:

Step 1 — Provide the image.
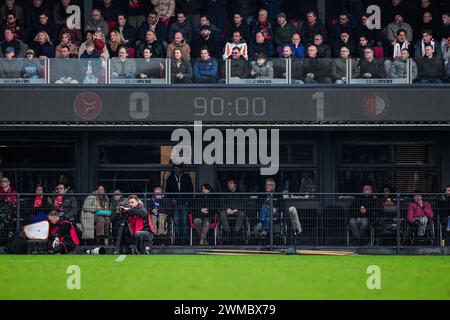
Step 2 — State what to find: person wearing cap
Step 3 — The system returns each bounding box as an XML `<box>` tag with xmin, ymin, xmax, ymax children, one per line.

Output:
<box><xmin>0</xmin><ymin>28</ymin><xmax>27</xmax><ymax>58</ymax></box>
<box><xmin>194</xmin><ymin>15</ymin><xmax>221</xmax><ymax>42</ymax></box>
<box><xmin>21</xmin><ymin>48</ymin><xmax>42</xmax><ymax>79</ymax></box>
<box><xmin>273</xmin><ymin>12</ymin><xmax>297</xmax><ymax>49</ymax></box>
<box><xmin>192</xmin><ymin>24</ymin><xmax>219</xmax><ymax>58</ymax></box>
<box><xmin>0</xmin><ymin>46</ymin><xmax>22</xmax><ymax>78</ymax></box>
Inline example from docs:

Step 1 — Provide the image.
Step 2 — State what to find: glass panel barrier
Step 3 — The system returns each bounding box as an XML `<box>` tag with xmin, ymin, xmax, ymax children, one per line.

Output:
<box><xmin>49</xmin><ymin>58</ymin><xmax>107</xmax><ymax>85</ymax></box>
<box><xmin>228</xmin><ymin>58</ymin><xmax>288</xmax><ymax>85</ymax></box>
<box><xmin>0</xmin><ymin>58</ymin><xmax>47</xmax><ymax>84</ymax></box>
<box><xmin>109</xmin><ymin>58</ymin><xmax>169</xmax><ymax>85</ymax></box>
<box><xmin>349</xmin><ymin>58</ymin><xmax>410</xmax><ymax>84</ymax></box>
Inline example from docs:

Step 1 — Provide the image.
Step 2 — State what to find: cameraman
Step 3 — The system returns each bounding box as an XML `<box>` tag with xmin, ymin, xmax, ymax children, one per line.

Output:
<box><xmin>118</xmin><ymin>195</ymin><xmax>154</xmax><ymax>254</ymax></box>
<box><xmin>47</xmin><ymin>210</ymin><xmax>79</xmax><ymax>254</ymax></box>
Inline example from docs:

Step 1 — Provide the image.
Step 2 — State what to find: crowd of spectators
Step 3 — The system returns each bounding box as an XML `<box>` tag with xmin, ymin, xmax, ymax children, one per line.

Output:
<box><xmin>0</xmin><ymin>0</ymin><xmax>449</xmax><ymax>83</ymax></box>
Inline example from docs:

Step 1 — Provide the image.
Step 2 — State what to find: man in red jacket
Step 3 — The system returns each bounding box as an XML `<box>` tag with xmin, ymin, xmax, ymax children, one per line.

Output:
<box><xmin>407</xmin><ymin>193</ymin><xmax>434</xmax><ymax>237</ymax></box>
<box><xmin>0</xmin><ymin>176</ymin><xmax>17</xmax><ymax>207</ymax></box>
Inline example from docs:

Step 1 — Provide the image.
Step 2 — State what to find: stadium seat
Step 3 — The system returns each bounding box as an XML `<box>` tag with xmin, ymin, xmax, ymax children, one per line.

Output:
<box><xmin>373</xmin><ymin>46</ymin><xmax>384</xmax><ymax>59</ymax></box>
<box><xmin>128</xmin><ymin>47</ymin><xmax>135</xmax><ymax>58</ymax></box>
<box><xmin>188</xmin><ymin>212</ymin><xmax>218</xmax><ymax>246</ymax></box>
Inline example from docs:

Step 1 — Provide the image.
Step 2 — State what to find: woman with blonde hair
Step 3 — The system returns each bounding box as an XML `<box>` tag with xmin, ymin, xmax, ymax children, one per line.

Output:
<box><xmin>32</xmin><ymin>31</ymin><xmax>55</xmax><ymax>58</ymax></box>
<box><xmin>56</xmin><ymin>32</ymin><xmax>79</xmax><ymax>58</ymax></box>
<box><xmin>107</xmin><ymin>30</ymin><xmax>123</xmax><ymax>58</ymax></box>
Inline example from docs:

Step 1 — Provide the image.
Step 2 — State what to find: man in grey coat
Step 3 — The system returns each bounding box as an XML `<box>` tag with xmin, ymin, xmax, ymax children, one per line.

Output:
<box><xmin>389</xmin><ymin>48</ymin><xmax>418</xmax><ymax>81</ymax></box>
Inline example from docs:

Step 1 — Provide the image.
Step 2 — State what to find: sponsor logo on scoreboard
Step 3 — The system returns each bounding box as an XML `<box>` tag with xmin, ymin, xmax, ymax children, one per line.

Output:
<box><xmin>74</xmin><ymin>91</ymin><xmax>103</xmax><ymax>120</ymax></box>
<box><xmin>361</xmin><ymin>93</ymin><xmax>390</xmax><ymax>119</ymax></box>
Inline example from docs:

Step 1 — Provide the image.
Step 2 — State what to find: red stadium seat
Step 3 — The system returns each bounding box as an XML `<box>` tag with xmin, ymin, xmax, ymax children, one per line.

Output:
<box><xmin>108</xmin><ymin>21</ymin><xmax>117</xmax><ymax>33</ymax></box>
<box><xmin>373</xmin><ymin>46</ymin><xmax>384</xmax><ymax>58</ymax></box>
<box><xmin>128</xmin><ymin>47</ymin><xmax>135</xmax><ymax>58</ymax></box>
<box><xmin>188</xmin><ymin>212</ymin><xmax>218</xmax><ymax>246</ymax></box>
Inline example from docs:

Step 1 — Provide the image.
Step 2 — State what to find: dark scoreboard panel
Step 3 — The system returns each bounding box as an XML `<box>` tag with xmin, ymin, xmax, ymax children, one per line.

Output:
<box><xmin>0</xmin><ymin>86</ymin><xmax>449</xmax><ymax>124</ymax></box>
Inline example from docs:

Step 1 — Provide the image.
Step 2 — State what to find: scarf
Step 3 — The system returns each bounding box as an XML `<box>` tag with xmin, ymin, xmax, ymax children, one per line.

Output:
<box><xmin>421</xmin><ymin>39</ymin><xmax>435</xmax><ymax>56</ymax></box>
<box><xmin>393</xmin><ymin>41</ymin><xmax>409</xmax><ymax>58</ymax></box>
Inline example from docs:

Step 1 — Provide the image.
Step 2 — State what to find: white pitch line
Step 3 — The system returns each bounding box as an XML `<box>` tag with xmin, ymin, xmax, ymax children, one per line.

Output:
<box><xmin>115</xmin><ymin>255</ymin><xmax>127</xmax><ymax>262</ymax></box>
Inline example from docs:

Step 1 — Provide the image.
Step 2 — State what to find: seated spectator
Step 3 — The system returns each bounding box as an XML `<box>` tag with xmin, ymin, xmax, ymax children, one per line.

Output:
<box><xmin>417</xmin><ymin>44</ymin><xmax>445</xmax><ymax>83</ymax></box>
<box><xmin>168</xmin><ymin>11</ymin><xmax>192</xmax><ymax>44</ymax></box>
<box><xmin>80</xmin><ymin>185</ymin><xmax>110</xmax><ymax>245</ymax></box>
<box><xmin>300</xmin><ymin>11</ymin><xmax>327</xmax><ymax>45</ymax></box>
<box><xmin>389</xmin><ymin>48</ymin><xmax>418</xmax><ymax>81</ymax></box>
<box><xmin>250</xmin><ymin>53</ymin><xmax>273</xmax><ymax>79</ymax></box>
<box><xmin>58</xmin><ymin>17</ymin><xmax>83</xmax><ymax>47</ymax></box>
<box><xmin>228</xmin><ymin>46</ymin><xmax>249</xmax><ymax>80</ymax></box>
<box><xmin>0</xmin><ymin>46</ymin><xmax>22</xmax><ymax>78</ymax></box>
<box><xmin>0</xmin><ymin>0</ymin><xmax>24</xmax><ymax>25</ymax></box>
<box><xmin>407</xmin><ymin>193</ymin><xmax>434</xmax><ymax>237</ymax></box>
<box><xmin>113</xmin><ymin>13</ymin><xmax>136</xmax><ymax>48</ymax></box>
<box><xmin>219</xmin><ymin>178</ymin><xmax>246</xmax><ymax>239</ymax></box>
<box><xmin>1</xmin><ymin>13</ymin><xmax>23</xmax><ymax>40</ymax></box>
<box><xmin>332</xmin><ymin>31</ymin><xmax>356</xmax><ymax>58</ymax></box>
<box><xmin>358</xmin><ymin>47</ymin><xmax>385</xmax><ymax>79</ymax></box>
<box><xmin>25</xmin><ymin>0</ymin><xmax>49</xmax><ymax>33</ymax></box>
<box><xmin>0</xmin><ymin>28</ymin><xmax>27</xmax><ymax>58</ymax></box>
<box><xmin>442</xmin><ymin>12</ymin><xmax>450</xmax><ymax>50</ymax></box>
<box><xmin>31</xmin><ymin>11</ymin><xmax>59</xmax><ymax>45</ymax></box>
<box><xmin>193</xmin><ymin>47</ymin><xmax>218</xmax><ymax>83</ymax></box>
<box><xmin>93</xmin><ymin>30</ymin><xmax>109</xmax><ymax>59</ymax></box>
<box><xmin>331</xmin><ymin>46</ymin><xmax>359</xmax><ymax>84</ymax></box>
<box><xmin>286</xmin><ymin>33</ymin><xmax>305</xmax><ymax>59</ymax></box>
<box><xmin>79</xmin><ymin>41</ymin><xmax>102</xmax><ymax>84</ymax></box>
<box><xmin>136</xmin><ymin>11</ymin><xmax>168</xmax><ymax>47</ymax></box>
<box><xmin>415</xmin><ymin>29</ymin><xmax>443</xmax><ymax>60</ymax></box>
<box><xmin>136</xmin><ymin>47</ymin><xmax>164</xmax><ymax>79</ymax></box>
<box><xmin>356</xmin><ymin>35</ymin><xmax>373</xmax><ymax>59</ymax></box>
<box><xmin>194</xmin><ymin>15</ymin><xmax>221</xmax><ymax>42</ymax></box>
<box><xmin>313</xmin><ymin>34</ymin><xmax>331</xmax><ymax>58</ymax></box>
<box><xmin>251</xmin><ymin>9</ymin><xmax>273</xmax><ymax>43</ymax></box>
<box><xmin>111</xmin><ymin>46</ymin><xmax>136</xmax><ymax>79</ymax></box>
<box><xmin>417</xmin><ymin>11</ymin><xmax>441</xmax><ymax>42</ymax></box>
<box><xmin>223</xmin><ymin>31</ymin><xmax>248</xmax><ymax>60</ymax></box>
<box><xmin>349</xmin><ymin>184</ymin><xmax>378</xmax><ymax>244</ymax></box>
<box><xmin>170</xmin><ymin>47</ymin><xmax>193</xmax><ymax>83</ymax></box>
<box><xmin>28</xmin><ymin>184</ymin><xmax>50</xmax><ymax>223</ymax></box>
<box><xmin>357</xmin><ymin>14</ymin><xmax>382</xmax><ymax>47</ymax></box>
<box><xmin>32</xmin><ymin>31</ymin><xmax>55</xmax><ymax>58</ymax></box>
<box><xmin>136</xmin><ymin>30</ymin><xmax>164</xmax><ymax>58</ymax></box>
<box><xmin>53</xmin><ymin>0</ymin><xmax>75</xmax><ymax>28</ymax></box>
<box><xmin>85</xmin><ymin>9</ymin><xmax>109</xmax><ymax>37</ymax></box>
<box><xmin>386</xmin><ymin>14</ymin><xmax>413</xmax><ymax>45</ymax></box>
<box><xmin>193</xmin><ymin>184</ymin><xmax>214</xmax><ymax>245</ymax></box>
<box><xmin>443</xmin><ymin>35</ymin><xmax>450</xmax><ymax>65</ymax></box>
<box><xmin>106</xmin><ymin>29</ymin><xmax>122</xmax><ymax>58</ymax></box>
<box><xmin>55</xmin><ymin>32</ymin><xmax>79</xmax><ymax>58</ymax></box>
<box><xmin>387</xmin><ymin>29</ymin><xmax>412</xmax><ymax>59</ymax></box>
<box><xmin>95</xmin><ymin>0</ymin><xmax>120</xmax><ymax>24</ymax></box>
<box><xmin>205</xmin><ymin>0</ymin><xmax>228</xmax><ymax>31</ymax></box>
<box><xmin>192</xmin><ymin>25</ymin><xmax>219</xmax><ymax>58</ymax></box>
<box><xmin>230</xmin><ymin>0</ymin><xmax>257</xmax><ymax>25</ymax></box>
<box><xmin>176</xmin><ymin>0</ymin><xmax>203</xmax><ymax>29</ymax></box>
<box><xmin>51</xmin><ymin>45</ymin><xmax>80</xmax><ymax>84</ymax></box>
<box><xmin>332</xmin><ymin>12</ymin><xmax>357</xmax><ymax>43</ymax></box>
<box><xmin>149</xmin><ymin>186</ymin><xmax>171</xmax><ymax>237</ymax></box>
<box><xmin>47</xmin><ymin>183</ymin><xmax>78</xmax><ymax>223</ymax></box>
<box><xmin>78</xmin><ymin>30</ymin><xmax>95</xmax><ymax>57</ymax></box>
<box><xmin>249</xmin><ymin>31</ymin><xmax>274</xmax><ymax>59</ymax></box>
<box><xmin>225</xmin><ymin>12</ymin><xmax>251</xmax><ymax>44</ymax></box>
<box><xmin>151</xmin><ymin>0</ymin><xmax>175</xmax><ymax>28</ymax></box>
<box><xmin>302</xmin><ymin>44</ymin><xmax>332</xmax><ymax>83</ymax></box>
<box><xmin>21</xmin><ymin>49</ymin><xmax>42</xmax><ymax>79</ymax></box>
<box><xmin>122</xmin><ymin>0</ymin><xmax>151</xmax><ymax>29</ymax></box>
<box><xmin>273</xmin><ymin>12</ymin><xmax>296</xmax><ymax>50</ymax></box>
<box><xmin>275</xmin><ymin>46</ymin><xmax>303</xmax><ymax>83</ymax></box>
<box><xmin>166</xmin><ymin>31</ymin><xmax>191</xmax><ymax>60</ymax></box>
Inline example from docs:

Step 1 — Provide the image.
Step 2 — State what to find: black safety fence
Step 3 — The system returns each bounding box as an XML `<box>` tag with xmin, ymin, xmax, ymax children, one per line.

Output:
<box><xmin>1</xmin><ymin>193</ymin><xmax>449</xmax><ymax>251</ymax></box>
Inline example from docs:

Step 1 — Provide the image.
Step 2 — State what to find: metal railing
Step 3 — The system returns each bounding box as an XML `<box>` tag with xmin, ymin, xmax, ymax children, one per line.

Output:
<box><xmin>1</xmin><ymin>192</ymin><xmax>449</xmax><ymax>252</ymax></box>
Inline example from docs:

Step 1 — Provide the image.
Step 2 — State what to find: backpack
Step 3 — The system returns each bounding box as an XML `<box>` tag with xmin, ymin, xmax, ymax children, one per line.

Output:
<box><xmin>5</xmin><ymin>230</ymin><xmax>28</xmax><ymax>254</ymax></box>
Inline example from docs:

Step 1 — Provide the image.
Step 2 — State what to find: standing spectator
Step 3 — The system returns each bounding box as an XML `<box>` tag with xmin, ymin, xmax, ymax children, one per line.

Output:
<box><xmin>300</xmin><ymin>11</ymin><xmax>327</xmax><ymax>45</ymax></box>
<box><xmin>110</xmin><ymin>190</ymin><xmax>126</xmax><ymax>243</ymax></box>
<box><xmin>219</xmin><ymin>178</ymin><xmax>246</xmax><ymax>239</ymax></box>
<box><xmin>106</xmin><ymin>29</ymin><xmax>122</xmax><ymax>58</ymax></box>
<box><xmin>193</xmin><ymin>183</ymin><xmax>215</xmax><ymax>245</ymax></box>
<box><xmin>417</xmin><ymin>44</ymin><xmax>445</xmax><ymax>83</ymax></box>
<box><xmin>85</xmin><ymin>9</ymin><xmax>110</xmax><ymax>37</ymax></box>
<box><xmin>302</xmin><ymin>44</ymin><xmax>332</xmax><ymax>83</ymax></box>
<box><xmin>51</xmin><ymin>45</ymin><xmax>80</xmax><ymax>84</ymax></box>
<box><xmin>250</xmin><ymin>52</ymin><xmax>273</xmax><ymax>79</ymax></box>
<box><xmin>286</xmin><ymin>33</ymin><xmax>305</xmax><ymax>59</ymax></box>
<box><xmin>53</xmin><ymin>0</ymin><xmax>75</xmax><ymax>28</ymax></box>
<box><xmin>389</xmin><ymin>48</ymin><xmax>418</xmax><ymax>81</ymax></box>
<box><xmin>168</xmin><ymin>11</ymin><xmax>192</xmax><ymax>44</ymax></box>
<box><xmin>192</xmin><ymin>25</ymin><xmax>218</xmax><ymax>58</ymax></box>
<box><xmin>0</xmin><ymin>46</ymin><xmax>21</xmax><ymax>78</ymax></box>
<box><xmin>151</xmin><ymin>0</ymin><xmax>175</xmax><ymax>28</ymax></box>
<box><xmin>21</xmin><ymin>49</ymin><xmax>42</xmax><ymax>79</ymax></box>
<box><xmin>223</xmin><ymin>30</ymin><xmax>248</xmax><ymax>60</ymax></box>
<box><xmin>55</xmin><ymin>32</ymin><xmax>79</xmax><ymax>57</ymax></box>
<box><xmin>79</xmin><ymin>41</ymin><xmax>102</xmax><ymax>84</ymax></box>
<box><xmin>386</xmin><ymin>14</ymin><xmax>413</xmax><ymax>44</ymax></box>
<box><xmin>170</xmin><ymin>47</ymin><xmax>193</xmax><ymax>83</ymax></box>
<box><xmin>122</xmin><ymin>0</ymin><xmax>152</xmax><ymax>29</ymax></box>
<box><xmin>273</xmin><ymin>12</ymin><xmax>297</xmax><ymax>50</ymax></box>
<box><xmin>0</xmin><ymin>0</ymin><xmax>24</xmax><ymax>25</ymax></box>
<box><xmin>251</xmin><ymin>9</ymin><xmax>273</xmax><ymax>43</ymax></box>
<box><xmin>358</xmin><ymin>47</ymin><xmax>384</xmax><ymax>79</ymax></box>
<box><xmin>136</xmin><ymin>11</ymin><xmax>168</xmax><ymax>46</ymax></box>
<box><xmin>349</xmin><ymin>184</ymin><xmax>378</xmax><ymax>244</ymax></box>
<box><xmin>31</xmin><ymin>11</ymin><xmax>59</xmax><ymax>44</ymax></box>
<box><xmin>95</xmin><ymin>0</ymin><xmax>120</xmax><ymax>24</ymax></box>
<box><xmin>81</xmin><ymin>185</ymin><xmax>110</xmax><ymax>245</ymax></box>
<box><xmin>229</xmin><ymin>46</ymin><xmax>249</xmax><ymax>80</ymax></box>
<box><xmin>113</xmin><ymin>13</ymin><xmax>136</xmax><ymax>48</ymax></box>
<box><xmin>149</xmin><ymin>187</ymin><xmax>171</xmax><ymax>237</ymax></box>
<box><xmin>31</xmin><ymin>31</ymin><xmax>55</xmax><ymax>58</ymax></box>
<box><xmin>164</xmin><ymin>162</ymin><xmax>194</xmax><ymax>244</ymax></box>
<box><xmin>136</xmin><ymin>30</ymin><xmax>164</xmax><ymax>58</ymax></box>
<box><xmin>225</xmin><ymin>12</ymin><xmax>251</xmax><ymax>44</ymax></box>
<box><xmin>0</xmin><ymin>28</ymin><xmax>27</xmax><ymax>58</ymax></box>
<box><xmin>332</xmin><ymin>12</ymin><xmax>357</xmax><ymax>43</ymax></box>
<box><xmin>332</xmin><ymin>31</ymin><xmax>356</xmax><ymax>58</ymax></box>
<box><xmin>313</xmin><ymin>34</ymin><xmax>331</xmax><ymax>58</ymax></box>
<box><xmin>175</xmin><ymin>0</ymin><xmax>204</xmax><ymax>29</ymax></box>
<box><xmin>407</xmin><ymin>193</ymin><xmax>434</xmax><ymax>237</ymax></box>
<box><xmin>111</xmin><ymin>46</ymin><xmax>136</xmax><ymax>78</ymax></box>
<box><xmin>166</xmin><ymin>31</ymin><xmax>191</xmax><ymax>60</ymax></box>
<box><xmin>231</xmin><ymin>0</ymin><xmax>257</xmax><ymax>25</ymax></box>
<box><xmin>47</xmin><ymin>183</ymin><xmax>78</xmax><ymax>223</ymax></box>
<box><xmin>136</xmin><ymin>47</ymin><xmax>164</xmax><ymax>78</ymax></box>
<box><xmin>331</xmin><ymin>46</ymin><xmax>359</xmax><ymax>84</ymax></box>
<box><xmin>193</xmin><ymin>47</ymin><xmax>218</xmax><ymax>83</ymax></box>
<box><xmin>205</xmin><ymin>0</ymin><xmax>229</xmax><ymax>31</ymax></box>
<box><xmin>248</xmin><ymin>31</ymin><xmax>274</xmax><ymax>59</ymax></box>
<box><xmin>1</xmin><ymin>13</ymin><xmax>23</xmax><ymax>40</ymax></box>
<box><xmin>415</xmin><ymin>29</ymin><xmax>443</xmax><ymax>60</ymax></box>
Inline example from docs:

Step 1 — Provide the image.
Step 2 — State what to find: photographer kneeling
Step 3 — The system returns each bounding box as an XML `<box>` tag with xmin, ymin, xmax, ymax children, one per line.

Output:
<box><xmin>118</xmin><ymin>195</ymin><xmax>154</xmax><ymax>254</ymax></box>
<box><xmin>48</xmin><ymin>210</ymin><xmax>80</xmax><ymax>254</ymax></box>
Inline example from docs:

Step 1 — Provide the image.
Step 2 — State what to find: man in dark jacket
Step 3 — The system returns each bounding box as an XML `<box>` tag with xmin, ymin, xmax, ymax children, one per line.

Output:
<box><xmin>229</xmin><ymin>46</ymin><xmax>249</xmax><ymax>79</ymax></box>
<box><xmin>349</xmin><ymin>184</ymin><xmax>379</xmax><ymax>244</ymax></box>
<box><xmin>176</xmin><ymin>0</ymin><xmax>204</xmax><ymax>29</ymax></box>
<box><xmin>219</xmin><ymin>178</ymin><xmax>246</xmax><ymax>239</ymax></box>
<box><xmin>273</xmin><ymin>12</ymin><xmax>297</xmax><ymax>49</ymax></box>
<box><xmin>226</xmin><ymin>12</ymin><xmax>251</xmax><ymax>43</ymax></box>
<box><xmin>165</xmin><ymin>162</ymin><xmax>194</xmax><ymax>244</ymax></box>
<box><xmin>302</xmin><ymin>44</ymin><xmax>331</xmax><ymax>83</ymax></box>
<box><xmin>193</xmin><ymin>47</ymin><xmax>218</xmax><ymax>83</ymax></box>
<box><xmin>113</xmin><ymin>13</ymin><xmax>136</xmax><ymax>48</ymax></box>
<box><xmin>417</xmin><ymin>44</ymin><xmax>445</xmax><ymax>83</ymax></box>
<box><xmin>48</xmin><ymin>183</ymin><xmax>78</xmax><ymax>223</ymax></box>
<box><xmin>136</xmin><ymin>11</ymin><xmax>168</xmax><ymax>45</ymax></box>
<box><xmin>169</xmin><ymin>10</ymin><xmax>192</xmax><ymax>43</ymax></box>
<box><xmin>231</xmin><ymin>0</ymin><xmax>257</xmax><ymax>24</ymax></box>
<box><xmin>251</xmin><ymin>8</ymin><xmax>273</xmax><ymax>43</ymax></box>
<box><xmin>135</xmin><ymin>30</ymin><xmax>164</xmax><ymax>58</ymax></box>
<box><xmin>48</xmin><ymin>210</ymin><xmax>79</xmax><ymax>254</ymax></box>
<box><xmin>192</xmin><ymin>25</ymin><xmax>218</xmax><ymax>58</ymax></box>
<box><xmin>249</xmin><ymin>31</ymin><xmax>275</xmax><ymax>58</ymax></box>
<box><xmin>193</xmin><ymin>183</ymin><xmax>215</xmax><ymax>245</ymax></box>
<box><xmin>300</xmin><ymin>11</ymin><xmax>327</xmax><ymax>45</ymax></box>
<box><xmin>359</xmin><ymin>47</ymin><xmax>385</xmax><ymax>79</ymax></box>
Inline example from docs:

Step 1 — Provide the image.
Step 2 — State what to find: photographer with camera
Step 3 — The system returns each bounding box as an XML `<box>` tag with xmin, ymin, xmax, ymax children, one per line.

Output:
<box><xmin>47</xmin><ymin>210</ymin><xmax>80</xmax><ymax>254</ymax></box>
<box><xmin>118</xmin><ymin>195</ymin><xmax>154</xmax><ymax>254</ymax></box>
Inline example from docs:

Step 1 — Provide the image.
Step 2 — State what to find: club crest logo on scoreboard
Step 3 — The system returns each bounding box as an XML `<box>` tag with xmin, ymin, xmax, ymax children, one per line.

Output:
<box><xmin>361</xmin><ymin>93</ymin><xmax>390</xmax><ymax>119</ymax></box>
<box><xmin>74</xmin><ymin>91</ymin><xmax>103</xmax><ymax>120</ymax></box>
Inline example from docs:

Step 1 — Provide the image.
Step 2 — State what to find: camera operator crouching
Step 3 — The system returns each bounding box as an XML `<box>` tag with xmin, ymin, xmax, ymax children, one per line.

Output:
<box><xmin>47</xmin><ymin>210</ymin><xmax>80</xmax><ymax>254</ymax></box>
<box><xmin>117</xmin><ymin>195</ymin><xmax>155</xmax><ymax>254</ymax></box>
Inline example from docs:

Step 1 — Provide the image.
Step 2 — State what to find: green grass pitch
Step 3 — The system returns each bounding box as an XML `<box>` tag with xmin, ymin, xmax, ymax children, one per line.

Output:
<box><xmin>0</xmin><ymin>255</ymin><xmax>449</xmax><ymax>300</ymax></box>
